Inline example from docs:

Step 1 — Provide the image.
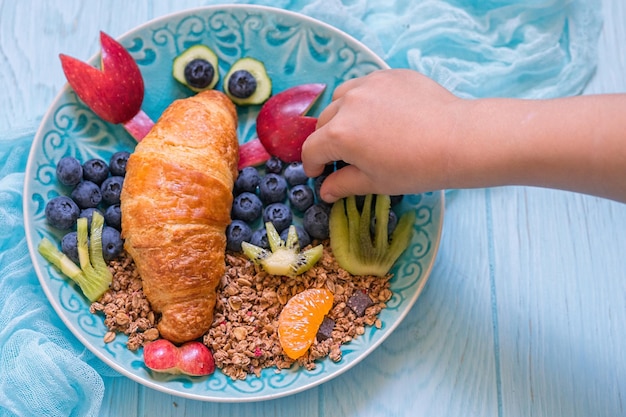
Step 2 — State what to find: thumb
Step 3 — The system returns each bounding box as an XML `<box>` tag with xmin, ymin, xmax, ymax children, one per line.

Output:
<box><xmin>319</xmin><ymin>165</ymin><xmax>375</xmax><ymax>203</ymax></box>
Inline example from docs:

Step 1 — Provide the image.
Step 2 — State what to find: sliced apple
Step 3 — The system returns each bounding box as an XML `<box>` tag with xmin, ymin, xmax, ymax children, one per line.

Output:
<box><xmin>256</xmin><ymin>83</ymin><xmax>326</xmax><ymax>163</ymax></box>
<box><xmin>59</xmin><ymin>31</ymin><xmax>154</xmax><ymax>141</ymax></box>
<box><xmin>238</xmin><ymin>137</ymin><xmax>272</xmax><ymax>170</ymax></box>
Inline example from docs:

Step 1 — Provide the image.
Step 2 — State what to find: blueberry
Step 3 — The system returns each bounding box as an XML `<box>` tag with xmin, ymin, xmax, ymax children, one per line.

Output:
<box><xmin>231</xmin><ymin>192</ymin><xmax>263</xmax><ymax>223</ymax></box>
<box><xmin>234</xmin><ymin>166</ymin><xmax>261</xmax><ymax>195</ymax></box>
<box><xmin>56</xmin><ymin>156</ymin><xmax>83</xmax><ymax>186</ymax></box>
<box><xmin>355</xmin><ymin>195</ymin><xmax>367</xmax><ymax>211</ymax></box>
<box><xmin>250</xmin><ymin>228</ymin><xmax>269</xmax><ymax>249</ymax></box>
<box><xmin>227</xmin><ymin>70</ymin><xmax>257</xmax><ymax>99</ymax></box>
<box><xmin>104</xmin><ymin>204</ymin><xmax>122</xmax><ymax>231</ymax></box>
<box><xmin>61</xmin><ymin>231</ymin><xmax>80</xmax><ymax>264</ymax></box>
<box><xmin>313</xmin><ymin>175</ymin><xmax>327</xmax><ymax>203</ymax></box>
<box><xmin>288</xmin><ymin>184</ymin><xmax>315</xmax><ymax>212</ymax></box>
<box><xmin>370</xmin><ymin>210</ymin><xmax>399</xmax><ymax>237</ymax></box>
<box><xmin>102</xmin><ymin>226</ymin><xmax>123</xmax><ymax>262</ymax></box>
<box><xmin>109</xmin><ymin>151</ymin><xmax>131</xmax><ymax>176</ymax></box>
<box><xmin>100</xmin><ymin>176</ymin><xmax>124</xmax><ymax>205</ymax></box>
<box><xmin>280</xmin><ymin>225</ymin><xmax>311</xmax><ymax>249</ymax></box>
<box><xmin>303</xmin><ymin>203</ymin><xmax>330</xmax><ymax>240</ymax></box>
<box><xmin>71</xmin><ymin>180</ymin><xmax>102</xmax><ymax>209</ymax></box>
<box><xmin>226</xmin><ymin>220</ymin><xmax>252</xmax><ymax>252</ymax></box>
<box><xmin>184</xmin><ymin>58</ymin><xmax>215</xmax><ymax>90</ymax></box>
<box><xmin>283</xmin><ymin>162</ymin><xmax>309</xmax><ymax>186</ymax></box>
<box><xmin>265</xmin><ymin>156</ymin><xmax>283</xmax><ymax>174</ymax></box>
<box><xmin>79</xmin><ymin>207</ymin><xmax>103</xmax><ymax>230</ymax></box>
<box><xmin>335</xmin><ymin>160</ymin><xmax>349</xmax><ymax>171</ymax></box>
<box><xmin>45</xmin><ymin>196</ymin><xmax>80</xmax><ymax>230</ymax></box>
<box><xmin>82</xmin><ymin>158</ymin><xmax>109</xmax><ymax>185</ymax></box>
<box><xmin>262</xmin><ymin>203</ymin><xmax>293</xmax><ymax>233</ymax></box>
<box><xmin>259</xmin><ymin>173</ymin><xmax>288</xmax><ymax>204</ymax></box>
<box><xmin>390</xmin><ymin>195</ymin><xmax>404</xmax><ymax>207</ymax></box>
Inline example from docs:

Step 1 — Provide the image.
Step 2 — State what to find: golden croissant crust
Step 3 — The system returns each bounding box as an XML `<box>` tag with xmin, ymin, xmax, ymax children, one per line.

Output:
<box><xmin>120</xmin><ymin>90</ymin><xmax>239</xmax><ymax>343</ymax></box>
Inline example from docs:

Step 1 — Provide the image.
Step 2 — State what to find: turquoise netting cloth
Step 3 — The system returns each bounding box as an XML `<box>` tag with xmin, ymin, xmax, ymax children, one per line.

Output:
<box><xmin>0</xmin><ymin>0</ymin><xmax>601</xmax><ymax>415</ymax></box>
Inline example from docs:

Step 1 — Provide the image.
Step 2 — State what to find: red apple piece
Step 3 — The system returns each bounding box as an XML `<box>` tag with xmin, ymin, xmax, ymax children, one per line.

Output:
<box><xmin>238</xmin><ymin>137</ymin><xmax>272</xmax><ymax>170</ymax></box>
<box><xmin>177</xmin><ymin>341</ymin><xmax>216</xmax><ymax>376</ymax></box>
<box><xmin>59</xmin><ymin>31</ymin><xmax>154</xmax><ymax>141</ymax></box>
<box><xmin>256</xmin><ymin>83</ymin><xmax>326</xmax><ymax>163</ymax></box>
<box><xmin>143</xmin><ymin>339</ymin><xmax>215</xmax><ymax>377</ymax></box>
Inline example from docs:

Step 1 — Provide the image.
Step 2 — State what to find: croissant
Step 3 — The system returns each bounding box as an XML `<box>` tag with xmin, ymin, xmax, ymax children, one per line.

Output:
<box><xmin>120</xmin><ymin>90</ymin><xmax>239</xmax><ymax>344</ymax></box>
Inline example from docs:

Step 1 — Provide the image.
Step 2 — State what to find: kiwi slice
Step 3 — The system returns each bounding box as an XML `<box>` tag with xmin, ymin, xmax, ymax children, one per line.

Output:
<box><xmin>329</xmin><ymin>194</ymin><xmax>415</xmax><ymax>276</ymax></box>
<box><xmin>223</xmin><ymin>57</ymin><xmax>272</xmax><ymax>105</ymax></box>
<box><xmin>242</xmin><ymin>222</ymin><xmax>322</xmax><ymax>276</ymax></box>
<box><xmin>172</xmin><ymin>44</ymin><xmax>219</xmax><ymax>92</ymax></box>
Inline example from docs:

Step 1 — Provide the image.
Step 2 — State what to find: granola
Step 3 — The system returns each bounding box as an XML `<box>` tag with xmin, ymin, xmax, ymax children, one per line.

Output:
<box><xmin>92</xmin><ymin>241</ymin><xmax>392</xmax><ymax>380</ymax></box>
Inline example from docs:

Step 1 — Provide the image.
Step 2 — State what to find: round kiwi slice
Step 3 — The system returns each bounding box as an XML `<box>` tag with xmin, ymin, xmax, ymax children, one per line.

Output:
<box><xmin>223</xmin><ymin>57</ymin><xmax>272</xmax><ymax>105</ymax></box>
<box><xmin>172</xmin><ymin>44</ymin><xmax>219</xmax><ymax>92</ymax></box>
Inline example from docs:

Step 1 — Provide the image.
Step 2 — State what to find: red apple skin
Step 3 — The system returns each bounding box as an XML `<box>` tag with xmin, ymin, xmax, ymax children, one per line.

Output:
<box><xmin>59</xmin><ymin>31</ymin><xmax>144</xmax><ymax>125</ymax></box>
<box><xmin>238</xmin><ymin>137</ymin><xmax>272</xmax><ymax>170</ymax></box>
<box><xmin>256</xmin><ymin>83</ymin><xmax>326</xmax><ymax>163</ymax></box>
<box><xmin>143</xmin><ymin>339</ymin><xmax>179</xmax><ymax>372</ymax></box>
<box><xmin>143</xmin><ymin>339</ymin><xmax>215</xmax><ymax>377</ymax></box>
<box><xmin>177</xmin><ymin>342</ymin><xmax>216</xmax><ymax>376</ymax></box>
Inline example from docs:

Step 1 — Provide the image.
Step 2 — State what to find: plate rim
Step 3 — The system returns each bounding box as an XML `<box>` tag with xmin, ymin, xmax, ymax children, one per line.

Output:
<box><xmin>23</xmin><ymin>4</ymin><xmax>445</xmax><ymax>402</ymax></box>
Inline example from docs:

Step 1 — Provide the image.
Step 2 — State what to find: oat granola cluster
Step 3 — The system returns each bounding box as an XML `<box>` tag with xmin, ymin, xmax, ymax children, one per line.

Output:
<box><xmin>91</xmin><ymin>242</ymin><xmax>392</xmax><ymax>380</ymax></box>
<box><xmin>90</xmin><ymin>254</ymin><xmax>159</xmax><ymax>351</ymax></box>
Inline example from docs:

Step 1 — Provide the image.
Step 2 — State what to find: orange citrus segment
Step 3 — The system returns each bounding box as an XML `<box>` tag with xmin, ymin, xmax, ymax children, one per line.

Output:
<box><xmin>278</xmin><ymin>288</ymin><xmax>334</xmax><ymax>359</ymax></box>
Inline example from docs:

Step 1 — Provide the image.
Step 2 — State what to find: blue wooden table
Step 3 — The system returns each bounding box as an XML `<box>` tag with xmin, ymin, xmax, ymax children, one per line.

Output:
<box><xmin>2</xmin><ymin>1</ymin><xmax>625</xmax><ymax>416</ymax></box>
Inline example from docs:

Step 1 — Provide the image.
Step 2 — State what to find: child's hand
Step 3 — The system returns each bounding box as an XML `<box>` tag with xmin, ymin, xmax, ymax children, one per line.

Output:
<box><xmin>302</xmin><ymin>69</ymin><xmax>463</xmax><ymax>202</ymax></box>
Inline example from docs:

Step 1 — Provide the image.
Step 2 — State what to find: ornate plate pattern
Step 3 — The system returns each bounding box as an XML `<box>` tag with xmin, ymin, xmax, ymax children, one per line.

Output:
<box><xmin>23</xmin><ymin>5</ymin><xmax>444</xmax><ymax>402</ymax></box>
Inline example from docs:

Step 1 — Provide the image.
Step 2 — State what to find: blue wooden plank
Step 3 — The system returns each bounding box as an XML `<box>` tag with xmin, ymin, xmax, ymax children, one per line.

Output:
<box><xmin>489</xmin><ymin>187</ymin><xmax>626</xmax><ymax>417</ymax></box>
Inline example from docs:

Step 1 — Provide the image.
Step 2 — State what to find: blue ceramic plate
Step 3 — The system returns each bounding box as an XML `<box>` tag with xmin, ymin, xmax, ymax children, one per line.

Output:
<box><xmin>24</xmin><ymin>5</ymin><xmax>444</xmax><ymax>402</ymax></box>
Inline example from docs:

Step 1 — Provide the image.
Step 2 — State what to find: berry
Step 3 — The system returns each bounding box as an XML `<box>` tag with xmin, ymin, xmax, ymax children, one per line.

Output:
<box><xmin>265</xmin><ymin>156</ymin><xmax>283</xmax><ymax>174</ymax></box>
<box><xmin>390</xmin><ymin>195</ymin><xmax>404</xmax><ymax>207</ymax></box>
<box><xmin>250</xmin><ymin>228</ymin><xmax>269</xmax><ymax>249</ymax></box>
<box><xmin>56</xmin><ymin>156</ymin><xmax>83</xmax><ymax>186</ymax></box>
<box><xmin>303</xmin><ymin>203</ymin><xmax>330</xmax><ymax>240</ymax></box>
<box><xmin>104</xmin><ymin>204</ymin><xmax>122</xmax><ymax>231</ymax></box>
<box><xmin>71</xmin><ymin>180</ymin><xmax>102</xmax><ymax>209</ymax></box>
<box><xmin>280</xmin><ymin>225</ymin><xmax>311</xmax><ymax>249</ymax></box>
<box><xmin>263</xmin><ymin>203</ymin><xmax>293</xmax><ymax>233</ymax></box>
<box><xmin>61</xmin><ymin>231</ymin><xmax>80</xmax><ymax>264</ymax></box>
<box><xmin>371</xmin><ymin>210</ymin><xmax>399</xmax><ymax>237</ymax></box>
<box><xmin>100</xmin><ymin>176</ymin><xmax>124</xmax><ymax>205</ymax></box>
<box><xmin>355</xmin><ymin>195</ymin><xmax>367</xmax><ymax>211</ymax></box>
<box><xmin>231</xmin><ymin>192</ymin><xmax>263</xmax><ymax>223</ymax></box>
<box><xmin>102</xmin><ymin>226</ymin><xmax>123</xmax><ymax>262</ymax></box>
<box><xmin>79</xmin><ymin>207</ymin><xmax>104</xmax><ymax>230</ymax></box>
<box><xmin>45</xmin><ymin>195</ymin><xmax>80</xmax><ymax>230</ymax></box>
<box><xmin>283</xmin><ymin>162</ymin><xmax>309</xmax><ymax>186</ymax></box>
<box><xmin>335</xmin><ymin>160</ymin><xmax>349</xmax><ymax>171</ymax></box>
<box><xmin>109</xmin><ymin>151</ymin><xmax>130</xmax><ymax>176</ymax></box>
<box><xmin>234</xmin><ymin>166</ymin><xmax>261</xmax><ymax>195</ymax></box>
<box><xmin>82</xmin><ymin>158</ymin><xmax>109</xmax><ymax>185</ymax></box>
<box><xmin>226</xmin><ymin>220</ymin><xmax>252</xmax><ymax>252</ymax></box>
<box><xmin>259</xmin><ymin>173</ymin><xmax>288</xmax><ymax>204</ymax></box>
<box><xmin>288</xmin><ymin>184</ymin><xmax>315</xmax><ymax>212</ymax></box>
<box><xmin>184</xmin><ymin>58</ymin><xmax>215</xmax><ymax>90</ymax></box>
<box><xmin>313</xmin><ymin>175</ymin><xmax>327</xmax><ymax>203</ymax></box>
<box><xmin>227</xmin><ymin>70</ymin><xmax>257</xmax><ymax>99</ymax></box>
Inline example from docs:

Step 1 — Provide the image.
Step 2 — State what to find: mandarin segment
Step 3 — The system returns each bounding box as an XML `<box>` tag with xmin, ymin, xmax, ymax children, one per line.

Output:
<box><xmin>278</xmin><ymin>288</ymin><xmax>334</xmax><ymax>359</ymax></box>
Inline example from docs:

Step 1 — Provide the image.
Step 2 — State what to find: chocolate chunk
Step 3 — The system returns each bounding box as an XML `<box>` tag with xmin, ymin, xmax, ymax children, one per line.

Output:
<box><xmin>316</xmin><ymin>316</ymin><xmax>335</xmax><ymax>341</ymax></box>
<box><xmin>347</xmin><ymin>291</ymin><xmax>374</xmax><ymax>317</ymax></box>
